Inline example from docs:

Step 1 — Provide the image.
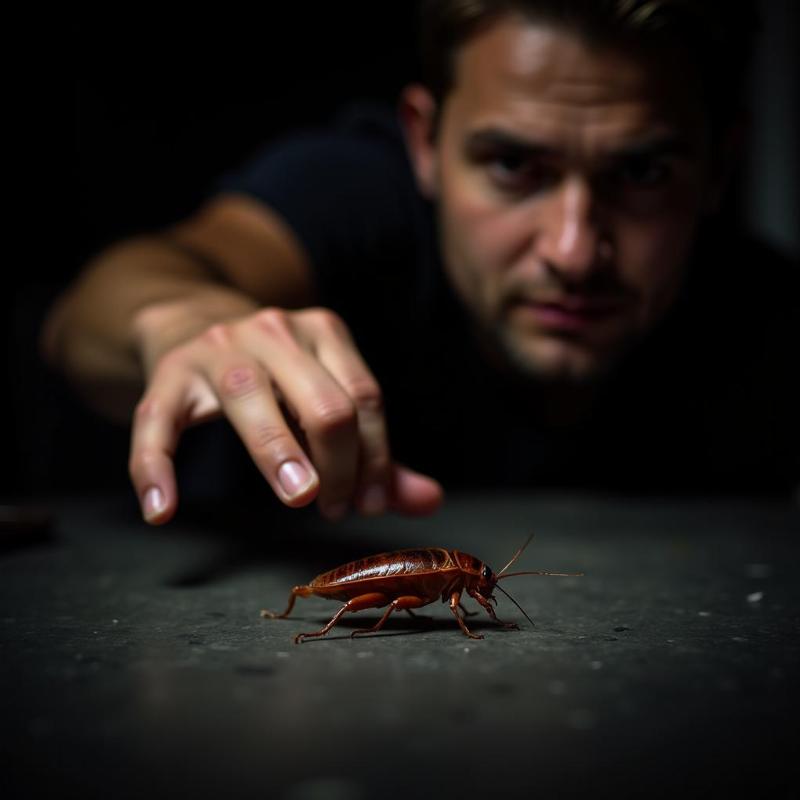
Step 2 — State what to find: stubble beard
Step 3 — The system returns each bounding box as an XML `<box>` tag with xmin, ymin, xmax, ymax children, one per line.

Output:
<box><xmin>484</xmin><ymin>312</ymin><xmax>630</xmax><ymax>386</ymax></box>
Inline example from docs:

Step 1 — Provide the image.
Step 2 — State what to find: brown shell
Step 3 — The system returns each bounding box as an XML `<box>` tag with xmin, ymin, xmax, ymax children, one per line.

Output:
<box><xmin>306</xmin><ymin>547</ymin><xmax>479</xmax><ymax>604</ymax></box>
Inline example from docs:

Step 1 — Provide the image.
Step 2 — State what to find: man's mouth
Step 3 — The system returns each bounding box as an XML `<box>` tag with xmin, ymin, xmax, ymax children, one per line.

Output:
<box><xmin>509</xmin><ymin>295</ymin><xmax>627</xmax><ymax>333</ymax></box>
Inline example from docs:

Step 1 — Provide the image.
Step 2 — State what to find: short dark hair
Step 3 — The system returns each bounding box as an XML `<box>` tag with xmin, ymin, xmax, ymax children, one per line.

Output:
<box><xmin>418</xmin><ymin>0</ymin><xmax>758</xmax><ymax>133</ymax></box>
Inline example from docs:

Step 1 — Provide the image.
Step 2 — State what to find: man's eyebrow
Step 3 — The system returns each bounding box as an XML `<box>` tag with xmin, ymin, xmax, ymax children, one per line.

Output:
<box><xmin>463</xmin><ymin>128</ymin><xmax>694</xmax><ymax>160</ymax></box>
<box><xmin>610</xmin><ymin>134</ymin><xmax>694</xmax><ymax>161</ymax></box>
<box><xmin>463</xmin><ymin>129</ymin><xmax>556</xmax><ymax>159</ymax></box>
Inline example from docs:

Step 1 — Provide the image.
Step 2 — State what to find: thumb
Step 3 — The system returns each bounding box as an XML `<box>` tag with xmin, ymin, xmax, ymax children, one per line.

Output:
<box><xmin>388</xmin><ymin>463</ymin><xmax>444</xmax><ymax>516</ymax></box>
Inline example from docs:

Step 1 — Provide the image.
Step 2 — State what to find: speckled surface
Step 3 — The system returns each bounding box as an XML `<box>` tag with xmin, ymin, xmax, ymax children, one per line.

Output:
<box><xmin>2</xmin><ymin>492</ymin><xmax>798</xmax><ymax>798</ymax></box>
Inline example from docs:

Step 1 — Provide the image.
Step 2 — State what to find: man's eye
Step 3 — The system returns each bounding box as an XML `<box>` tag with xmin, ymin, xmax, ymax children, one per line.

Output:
<box><xmin>490</xmin><ymin>151</ymin><xmax>528</xmax><ymax>175</ymax></box>
<box><xmin>486</xmin><ymin>154</ymin><xmax>550</xmax><ymax>192</ymax></box>
<box><xmin>617</xmin><ymin>157</ymin><xmax>671</xmax><ymax>187</ymax></box>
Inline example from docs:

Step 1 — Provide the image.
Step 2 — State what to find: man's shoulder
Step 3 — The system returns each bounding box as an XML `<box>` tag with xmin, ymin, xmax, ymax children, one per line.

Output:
<box><xmin>217</xmin><ymin>102</ymin><xmax>412</xmax><ymax>198</ymax></box>
<box><xmin>212</xmin><ymin>101</ymin><xmax>434</xmax><ymax>296</ymax></box>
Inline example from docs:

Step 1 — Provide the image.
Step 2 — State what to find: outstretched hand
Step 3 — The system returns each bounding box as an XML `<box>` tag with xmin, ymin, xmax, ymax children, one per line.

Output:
<box><xmin>128</xmin><ymin>307</ymin><xmax>443</xmax><ymax>524</ymax></box>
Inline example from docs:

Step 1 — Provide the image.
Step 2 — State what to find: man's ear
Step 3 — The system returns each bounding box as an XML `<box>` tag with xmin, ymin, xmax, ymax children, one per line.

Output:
<box><xmin>399</xmin><ymin>84</ymin><xmax>440</xmax><ymax>199</ymax></box>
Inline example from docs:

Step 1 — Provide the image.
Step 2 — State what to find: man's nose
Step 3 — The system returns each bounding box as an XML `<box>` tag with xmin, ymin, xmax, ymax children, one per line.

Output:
<box><xmin>536</xmin><ymin>177</ymin><xmax>607</xmax><ymax>282</ymax></box>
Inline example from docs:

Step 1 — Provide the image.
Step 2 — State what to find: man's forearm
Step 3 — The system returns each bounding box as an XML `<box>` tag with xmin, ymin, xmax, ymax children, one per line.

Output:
<box><xmin>42</xmin><ymin>235</ymin><xmax>258</xmax><ymax>421</ymax></box>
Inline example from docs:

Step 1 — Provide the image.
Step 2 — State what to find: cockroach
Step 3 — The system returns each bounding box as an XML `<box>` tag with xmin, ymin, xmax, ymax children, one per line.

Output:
<box><xmin>261</xmin><ymin>534</ymin><xmax>582</xmax><ymax>643</ymax></box>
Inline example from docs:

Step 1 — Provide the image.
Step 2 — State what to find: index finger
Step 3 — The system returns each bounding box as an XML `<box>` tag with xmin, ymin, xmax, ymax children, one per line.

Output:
<box><xmin>129</xmin><ymin>378</ymin><xmax>189</xmax><ymax>525</ymax></box>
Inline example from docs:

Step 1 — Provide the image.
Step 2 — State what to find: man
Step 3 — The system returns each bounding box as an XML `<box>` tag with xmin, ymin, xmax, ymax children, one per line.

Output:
<box><xmin>43</xmin><ymin>1</ymin><xmax>798</xmax><ymax>524</ymax></box>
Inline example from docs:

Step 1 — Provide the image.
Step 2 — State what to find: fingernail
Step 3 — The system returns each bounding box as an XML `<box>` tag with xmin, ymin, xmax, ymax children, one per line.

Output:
<box><xmin>360</xmin><ymin>484</ymin><xmax>386</xmax><ymax>515</ymax></box>
<box><xmin>143</xmin><ymin>486</ymin><xmax>166</xmax><ymax>521</ymax></box>
<box><xmin>278</xmin><ymin>460</ymin><xmax>314</xmax><ymax>498</ymax></box>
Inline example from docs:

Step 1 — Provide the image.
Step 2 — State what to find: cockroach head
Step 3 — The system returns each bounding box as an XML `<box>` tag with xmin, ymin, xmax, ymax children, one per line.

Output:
<box><xmin>476</xmin><ymin>563</ymin><xmax>498</xmax><ymax>597</ymax></box>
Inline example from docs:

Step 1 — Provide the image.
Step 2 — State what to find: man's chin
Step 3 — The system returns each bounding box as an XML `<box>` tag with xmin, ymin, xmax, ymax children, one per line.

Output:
<box><xmin>496</xmin><ymin>331</ymin><xmax>620</xmax><ymax>384</ymax></box>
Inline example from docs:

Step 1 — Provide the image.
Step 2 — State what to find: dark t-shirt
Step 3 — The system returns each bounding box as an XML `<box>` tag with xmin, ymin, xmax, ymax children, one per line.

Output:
<box><xmin>215</xmin><ymin>105</ymin><xmax>799</xmax><ymax>496</ymax></box>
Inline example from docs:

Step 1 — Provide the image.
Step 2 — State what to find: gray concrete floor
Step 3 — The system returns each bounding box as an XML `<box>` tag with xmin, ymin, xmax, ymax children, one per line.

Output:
<box><xmin>2</xmin><ymin>491</ymin><xmax>798</xmax><ymax>798</ymax></box>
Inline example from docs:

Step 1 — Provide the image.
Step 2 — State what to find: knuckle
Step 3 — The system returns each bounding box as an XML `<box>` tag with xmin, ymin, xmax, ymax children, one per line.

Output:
<box><xmin>253</xmin><ymin>308</ymin><xmax>306</xmax><ymax>352</ymax></box>
<box><xmin>201</xmin><ymin>322</ymin><xmax>234</xmax><ymax>348</ymax></box>
<box><xmin>364</xmin><ymin>449</ymin><xmax>391</xmax><ymax>475</ymax></box>
<box><xmin>248</xmin><ymin>422</ymin><xmax>295</xmax><ymax>459</ymax></box>
<box><xmin>344</xmin><ymin>377</ymin><xmax>383</xmax><ymax>413</ymax></box>
<box><xmin>304</xmin><ymin>397</ymin><xmax>358</xmax><ymax>438</ymax></box>
<box><xmin>128</xmin><ymin>448</ymin><xmax>160</xmax><ymax>483</ymax></box>
<box><xmin>254</xmin><ymin>307</ymin><xmax>291</xmax><ymax>336</ymax></box>
<box><xmin>218</xmin><ymin>364</ymin><xmax>261</xmax><ymax>400</ymax></box>
<box><xmin>133</xmin><ymin>394</ymin><xmax>161</xmax><ymax>424</ymax></box>
<box><xmin>304</xmin><ymin>307</ymin><xmax>347</xmax><ymax>336</ymax></box>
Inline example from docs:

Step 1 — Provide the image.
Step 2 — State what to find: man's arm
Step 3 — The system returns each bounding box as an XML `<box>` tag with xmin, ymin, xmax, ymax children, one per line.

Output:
<box><xmin>42</xmin><ymin>194</ymin><xmax>313</xmax><ymax>417</ymax></box>
<box><xmin>42</xmin><ymin>193</ymin><xmax>442</xmax><ymax>523</ymax></box>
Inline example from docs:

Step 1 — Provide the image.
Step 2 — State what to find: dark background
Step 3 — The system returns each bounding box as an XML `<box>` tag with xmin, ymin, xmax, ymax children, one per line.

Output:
<box><xmin>4</xmin><ymin>2</ymin><xmax>797</xmax><ymax>502</ymax></box>
<box><xmin>5</xmin><ymin>6</ymin><xmax>422</xmax><ymax>501</ymax></box>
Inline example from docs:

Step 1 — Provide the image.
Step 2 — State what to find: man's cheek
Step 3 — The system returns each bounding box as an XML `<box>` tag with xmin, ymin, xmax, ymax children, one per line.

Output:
<box><xmin>443</xmin><ymin>204</ymin><xmax>494</xmax><ymax>275</ymax></box>
<box><xmin>626</xmin><ymin>232</ymin><xmax>691</xmax><ymax>323</ymax></box>
<box><xmin>450</xmin><ymin>204</ymin><xmax>526</xmax><ymax>274</ymax></box>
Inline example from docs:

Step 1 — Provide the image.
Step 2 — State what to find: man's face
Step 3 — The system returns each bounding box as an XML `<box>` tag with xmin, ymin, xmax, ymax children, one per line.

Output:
<box><xmin>407</xmin><ymin>16</ymin><xmax>719</xmax><ymax>381</ymax></box>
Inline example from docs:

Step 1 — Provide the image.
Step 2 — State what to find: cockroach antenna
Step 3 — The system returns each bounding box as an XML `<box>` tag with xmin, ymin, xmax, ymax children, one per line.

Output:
<box><xmin>497</xmin><ymin>533</ymin><xmax>583</xmax><ymax>580</ymax></box>
<box><xmin>492</xmin><ymin>534</ymin><xmax>583</xmax><ymax>630</ymax></box>
<box><xmin>494</xmin><ymin>583</ymin><xmax>536</xmax><ymax>628</ymax></box>
<box><xmin>496</xmin><ymin>532</ymin><xmax>535</xmax><ymax>576</ymax></box>
<box><xmin>499</xmin><ymin>570</ymin><xmax>584</xmax><ymax>579</ymax></box>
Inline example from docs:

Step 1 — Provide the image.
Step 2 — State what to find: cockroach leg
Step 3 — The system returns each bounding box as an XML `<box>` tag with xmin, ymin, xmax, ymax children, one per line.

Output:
<box><xmin>459</xmin><ymin>602</ymin><xmax>478</xmax><ymax>618</ymax></box>
<box><xmin>351</xmin><ymin>603</ymin><xmax>398</xmax><ymax>637</ymax></box>
<box><xmin>260</xmin><ymin>585</ymin><xmax>312</xmax><ymax>619</ymax></box>
<box><xmin>351</xmin><ymin>595</ymin><xmax>428</xmax><ymax>638</ymax></box>
<box><xmin>295</xmin><ymin>592</ymin><xmax>389</xmax><ymax>644</ymax></box>
<box><xmin>469</xmin><ymin>588</ymin><xmax>519</xmax><ymax>630</ymax></box>
<box><xmin>295</xmin><ymin>604</ymin><xmax>349</xmax><ymax>644</ymax></box>
<box><xmin>449</xmin><ymin>591</ymin><xmax>483</xmax><ymax>639</ymax></box>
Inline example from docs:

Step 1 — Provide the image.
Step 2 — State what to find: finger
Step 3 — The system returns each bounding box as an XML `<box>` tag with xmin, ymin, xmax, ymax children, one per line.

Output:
<box><xmin>242</xmin><ymin>310</ymin><xmax>361</xmax><ymax>519</ymax></box>
<box><xmin>298</xmin><ymin>310</ymin><xmax>392</xmax><ymax>516</ymax></box>
<box><xmin>129</xmin><ymin>375</ymin><xmax>190</xmax><ymax>525</ymax></box>
<box><xmin>199</xmin><ymin>354</ymin><xmax>321</xmax><ymax>509</ymax></box>
<box><xmin>313</xmin><ymin>339</ymin><xmax>391</xmax><ymax>517</ymax></box>
<box><xmin>388</xmin><ymin>464</ymin><xmax>444</xmax><ymax>516</ymax></box>
<box><xmin>265</xmin><ymin>357</ymin><xmax>359</xmax><ymax>519</ymax></box>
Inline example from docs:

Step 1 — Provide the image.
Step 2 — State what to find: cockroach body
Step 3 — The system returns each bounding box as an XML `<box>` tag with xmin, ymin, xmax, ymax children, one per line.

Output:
<box><xmin>261</xmin><ymin>535</ymin><xmax>581</xmax><ymax>643</ymax></box>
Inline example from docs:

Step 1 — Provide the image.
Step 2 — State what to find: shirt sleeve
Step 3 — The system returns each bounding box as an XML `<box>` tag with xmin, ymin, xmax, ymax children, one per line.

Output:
<box><xmin>213</xmin><ymin>108</ymin><xmax>423</xmax><ymax>311</ymax></box>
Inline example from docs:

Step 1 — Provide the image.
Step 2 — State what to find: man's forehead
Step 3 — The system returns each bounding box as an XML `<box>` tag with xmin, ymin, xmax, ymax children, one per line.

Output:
<box><xmin>445</xmin><ymin>13</ymin><xmax>705</xmax><ymax>140</ymax></box>
<box><xmin>456</xmin><ymin>17</ymin><xmax>645</xmax><ymax>97</ymax></box>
